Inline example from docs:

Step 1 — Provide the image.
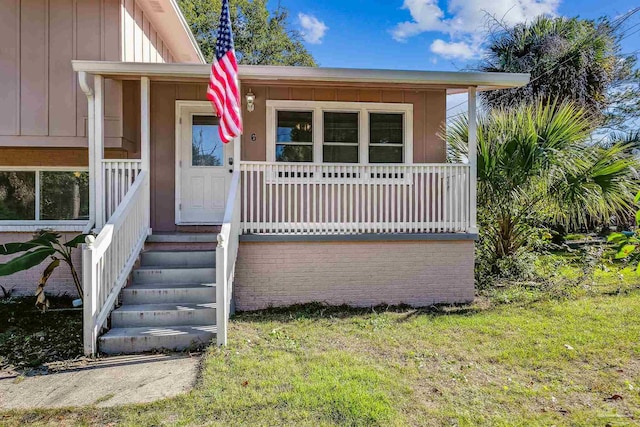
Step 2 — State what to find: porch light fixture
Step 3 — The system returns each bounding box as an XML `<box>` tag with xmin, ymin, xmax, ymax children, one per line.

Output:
<box><xmin>245</xmin><ymin>89</ymin><xmax>255</xmax><ymax>112</ymax></box>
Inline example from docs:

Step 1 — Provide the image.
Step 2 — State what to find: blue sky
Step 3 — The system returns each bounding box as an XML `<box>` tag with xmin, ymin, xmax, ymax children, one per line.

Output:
<box><xmin>273</xmin><ymin>0</ymin><xmax>639</xmax><ymax>120</ymax></box>
<box><xmin>276</xmin><ymin>0</ymin><xmax>640</xmax><ymax>72</ymax></box>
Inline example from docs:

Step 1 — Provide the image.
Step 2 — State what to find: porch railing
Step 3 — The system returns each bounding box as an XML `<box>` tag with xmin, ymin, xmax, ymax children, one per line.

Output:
<box><xmin>82</xmin><ymin>171</ymin><xmax>150</xmax><ymax>355</ymax></box>
<box><xmin>102</xmin><ymin>159</ymin><xmax>142</xmax><ymax>221</ymax></box>
<box><xmin>239</xmin><ymin>161</ymin><xmax>471</xmax><ymax>234</ymax></box>
<box><xmin>215</xmin><ymin>169</ymin><xmax>242</xmax><ymax>345</ymax></box>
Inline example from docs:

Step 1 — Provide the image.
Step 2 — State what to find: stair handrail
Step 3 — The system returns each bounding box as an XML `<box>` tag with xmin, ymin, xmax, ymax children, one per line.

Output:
<box><xmin>216</xmin><ymin>169</ymin><xmax>241</xmax><ymax>345</ymax></box>
<box><xmin>82</xmin><ymin>170</ymin><xmax>150</xmax><ymax>356</ymax></box>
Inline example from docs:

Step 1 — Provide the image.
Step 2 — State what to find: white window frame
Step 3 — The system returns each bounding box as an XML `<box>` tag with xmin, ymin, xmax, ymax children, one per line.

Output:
<box><xmin>0</xmin><ymin>166</ymin><xmax>90</xmax><ymax>231</ymax></box>
<box><xmin>266</xmin><ymin>100</ymin><xmax>413</xmax><ymax>164</ymax></box>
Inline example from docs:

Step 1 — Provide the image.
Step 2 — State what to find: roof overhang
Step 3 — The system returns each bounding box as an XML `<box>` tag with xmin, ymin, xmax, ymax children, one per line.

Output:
<box><xmin>71</xmin><ymin>61</ymin><xmax>530</xmax><ymax>92</ymax></box>
<box><xmin>135</xmin><ymin>0</ymin><xmax>205</xmax><ymax>64</ymax></box>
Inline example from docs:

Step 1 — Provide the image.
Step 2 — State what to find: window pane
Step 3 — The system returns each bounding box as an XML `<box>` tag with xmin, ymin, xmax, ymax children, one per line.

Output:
<box><xmin>369</xmin><ymin>146</ymin><xmax>403</xmax><ymax>163</ymax></box>
<box><xmin>277</xmin><ymin>111</ymin><xmax>312</xmax><ymax>142</ymax></box>
<box><xmin>40</xmin><ymin>172</ymin><xmax>89</xmax><ymax>220</ymax></box>
<box><xmin>276</xmin><ymin>144</ymin><xmax>313</xmax><ymax>162</ymax></box>
<box><xmin>323</xmin><ymin>145</ymin><xmax>358</xmax><ymax>163</ymax></box>
<box><xmin>192</xmin><ymin>115</ymin><xmax>224</xmax><ymax>166</ymax></box>
<box><xmin>0</xmin><ymin>172</ymin><xmax>35</xmax><ymax>220</ymax></box>
<box><xmin>324</xmin><ymin>112</ymin><xmax>358</xmax><ymax>143</ymax></box>
<box><xmin>370</xmin><ymin>113</ymin><xmax>403</xmax><ymax>144</ymax></box>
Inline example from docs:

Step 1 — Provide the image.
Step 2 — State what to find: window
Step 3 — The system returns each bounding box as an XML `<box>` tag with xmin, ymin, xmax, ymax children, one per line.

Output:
<box><xmin>369</xmin><ymin>113</ymin><xmax>404</xmax><ymax>163</ymax></box>
<box><xmin>267</xmin><ymin>101</ymin><xmax>412</xmax><ymax>164</ymax></box>
<box><xmin>192</xmin><ymin>115</ymin><xmax>223</xmax><ymax>166</ymax></box>
<box><xmin>276</xmin><ymin>111</ymin><xmax>313</xmax><ymax>162</ymax></box>
<box><xmin>323</xmin><ymin>112</ymin><xmax>359</xmax><ymax>163</ymax></box>
<box><xmin>0</xmin><ymin>170</ymin><xmax>89</xmax><ymax>222</ymax></box>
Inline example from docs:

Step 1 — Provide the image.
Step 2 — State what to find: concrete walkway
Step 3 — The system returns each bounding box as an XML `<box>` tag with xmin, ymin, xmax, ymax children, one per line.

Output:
<box><xmin>0</xmin><ymin>353</ymin><xmax>201</xmax><ymax>409</ymax></box>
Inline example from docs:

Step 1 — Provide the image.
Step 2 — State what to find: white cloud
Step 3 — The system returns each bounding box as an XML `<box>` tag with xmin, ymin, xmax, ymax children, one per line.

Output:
<box><xmin>392</xmin><ymin>0</ymin><xmax>561</xmax><ymax>59</ymax></box>
<box><xmin>430</xmin><ymin>39</ymin><xmax>476</xmax><ymax>60</ymax></box>
<box><xmin>392</xmin><ymin>0</ymin><xmax>446</xmax><ymax>41</ymax></box>
<box><xmin>298</xmin><ymin>13</ymin><xmax>328</xmax><ymax>44</ymax></box>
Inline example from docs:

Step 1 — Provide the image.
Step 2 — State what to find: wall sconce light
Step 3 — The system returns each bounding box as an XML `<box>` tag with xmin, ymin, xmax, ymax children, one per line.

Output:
<box><xmin>245</xmin><ymin>89</ymin><xmax>255</xmax><ymax>112</ymax></box>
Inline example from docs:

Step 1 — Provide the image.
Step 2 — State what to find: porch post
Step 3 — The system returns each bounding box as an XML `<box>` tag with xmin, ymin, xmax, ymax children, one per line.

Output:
<box><xmin>468</xmin><ymin>86</ymin><xmax>478</xmax><ymax>233</ymax></box>
<box><xmin>94</xmin><ymin>75</ymin><xmax>105</xmax><ymax>229</ymax></box>
<box><xmin>140</xmin><ymin>76</ymin><xmax>151</xmax><ymax>234</ymax></box>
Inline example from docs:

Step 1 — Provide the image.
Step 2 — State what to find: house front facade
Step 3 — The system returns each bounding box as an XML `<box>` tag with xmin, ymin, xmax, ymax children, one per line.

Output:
<box><xmin>0</xmin><ymin>0</ymin><xmax>529</xmax><ymax>354</ymax></box>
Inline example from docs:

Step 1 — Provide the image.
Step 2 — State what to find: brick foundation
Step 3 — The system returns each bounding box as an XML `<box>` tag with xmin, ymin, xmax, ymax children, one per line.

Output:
<box><xmin>0</xmin><ymin>232</ymin><xmax>82</xmax><ymax>297</ymax></box>
<box><xmin>234</xmin><ymin>240</ymin><xmax>475</xmax><ymax>311</ymax></box>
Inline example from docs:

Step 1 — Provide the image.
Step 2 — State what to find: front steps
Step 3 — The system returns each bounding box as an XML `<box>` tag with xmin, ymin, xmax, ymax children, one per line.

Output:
<box><xmin>99</xmin><ymin>233</ymin><xmax>219</xmax><ymax>354</ymax></box>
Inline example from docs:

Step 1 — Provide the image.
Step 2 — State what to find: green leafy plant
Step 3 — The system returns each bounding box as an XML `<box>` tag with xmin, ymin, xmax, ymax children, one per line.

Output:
<box><xmin>0</xmin><ymin>230</ymin><xmax>88</xmax><ymax>310</ymax></box>
<box><xmin>448</xmin><ymin>101</ymin><xmax>639</xmax><ymax>279</ymax></box>
<box><xmin>607</xmin><ymin>191</ymin><xmax>640</xmax><ymax>271</ymax></box>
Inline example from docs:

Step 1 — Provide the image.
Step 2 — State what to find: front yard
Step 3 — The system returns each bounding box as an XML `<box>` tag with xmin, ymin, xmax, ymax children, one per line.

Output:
<box><xmin>2</xmin><ymin>280</ymin><xmax>639</xmax><ymax>426</ymax></box>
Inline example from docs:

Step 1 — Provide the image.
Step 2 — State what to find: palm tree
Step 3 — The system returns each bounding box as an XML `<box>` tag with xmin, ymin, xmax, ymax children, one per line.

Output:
<box><xmin>480</xmin><ymin>15</ymin><xmax>639</xmax><ymax>130</ymax></box>
<box><xmin>448</xmin><ymin>101</ymin><xmax>639</xmax><ymax>268</ymax></box>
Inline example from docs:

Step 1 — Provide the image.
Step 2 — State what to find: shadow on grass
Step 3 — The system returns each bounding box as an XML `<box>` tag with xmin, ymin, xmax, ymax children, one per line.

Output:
<box><xmin>232</xmin><ymin>301</ymin><xmax>483</xmax><ymax>324</ymax></box>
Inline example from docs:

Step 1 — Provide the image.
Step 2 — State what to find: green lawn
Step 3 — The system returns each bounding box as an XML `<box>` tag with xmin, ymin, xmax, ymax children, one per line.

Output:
<box><xmin>2</xmin><ymin>285</ymin><xmax>639</xmax><ymax>426</ymax></box>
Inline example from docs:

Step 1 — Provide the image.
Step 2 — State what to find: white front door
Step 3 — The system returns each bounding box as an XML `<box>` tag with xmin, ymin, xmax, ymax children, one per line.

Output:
<box><xmin>177</xmin><ymin>104</ymin><xmax>233</xmax><ymax>224</ymax></box>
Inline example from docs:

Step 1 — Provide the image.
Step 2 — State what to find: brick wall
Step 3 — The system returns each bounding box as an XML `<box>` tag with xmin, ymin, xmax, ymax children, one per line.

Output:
<box><xmin>234</xmin><ymin>240</ymin><xmax>475</xmax><ymax>311</ymax></box>
<box><xmin>0</xmin><ymin>233</ymin><xmax>82</xmax><ymax>297</ymax></box>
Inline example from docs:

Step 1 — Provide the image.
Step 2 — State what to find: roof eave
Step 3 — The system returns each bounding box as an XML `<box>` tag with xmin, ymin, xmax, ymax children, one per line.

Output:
<box><xmin>71</xmin><ymin>61</ymin><xmax>530</xmax><ymax>90</ymax></box>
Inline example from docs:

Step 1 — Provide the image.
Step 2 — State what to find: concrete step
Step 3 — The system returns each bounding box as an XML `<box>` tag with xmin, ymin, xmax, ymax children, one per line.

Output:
<box><xmin>146</xmin><ymin>233</ymin><xmax>218</xmax><ymax>243</ymax></box>
<box><xmin>122</xmin><ymin>282</ymin><xmax>215</xmax><ymax>304</ymax></box>
<box><xmin>111</xmin><ymin>302</ymin><xmax>216</xmax><ymax>327</ymax></box>
<box><xmin>99</xmin><ymin>325</ymin><xmax>217</xmax><ymax>354</ymax></box>
<box><xmin>140</xmin><ymin>250</ymin><xmax>215</xmax><ymax>268</ymax></box>
<box><xmin>132</xmin><ymin>267</ymin><xmax>216</xmax><ymax>284</ymax></box>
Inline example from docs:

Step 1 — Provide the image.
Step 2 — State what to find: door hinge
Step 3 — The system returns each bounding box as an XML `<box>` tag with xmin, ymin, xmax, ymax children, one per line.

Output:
<box><xmin>179</xmin><ymin>203</ymin><xmax>182</xmax><ymax>210</ymax></box>
<box><xmin>179</xmin><ymin>117</ymin><xmax>182</xmax><ymax>124</ymax></box>
<box><xmin>179</xmin><ymin>160</ymin><xmax>182</xmax><ymax>167</ymax></box>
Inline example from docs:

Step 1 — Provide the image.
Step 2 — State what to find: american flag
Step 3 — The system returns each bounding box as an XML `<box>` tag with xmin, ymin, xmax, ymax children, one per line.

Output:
<box><xmin>207</xmin><ymin>0</ymin><xmax>242</xmax><ymax>143</ymax></box>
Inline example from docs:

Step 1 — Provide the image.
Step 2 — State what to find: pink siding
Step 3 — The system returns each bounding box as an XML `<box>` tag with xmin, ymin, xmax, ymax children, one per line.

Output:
<box><xmin>122</xmin><ymin>0</ymin><xmax>175</xmax><ymax>63</ymax></box>
<box><xmin>0</xmin><ymin>0</ymin><xmax>122</xmax><ymax>148</ymax></box>
<box><xmin>0</xmin><ymin>0</ymin><xmax>174</xmax><ymax>149</ymax></box>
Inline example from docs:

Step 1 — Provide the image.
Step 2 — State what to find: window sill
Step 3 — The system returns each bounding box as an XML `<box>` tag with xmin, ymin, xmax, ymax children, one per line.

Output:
<box><xmin>0</xmin><ymin>222</ymin><xmax>89</xmax><ymax>233</ymax></box>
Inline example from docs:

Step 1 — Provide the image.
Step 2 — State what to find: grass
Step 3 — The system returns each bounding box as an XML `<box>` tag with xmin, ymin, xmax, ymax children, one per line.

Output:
<box><xmin>0</xmin><ymin>296</ymin><xmax>82</xmax><ymax>371</ymax></box>
<box><xmin>1</xmin><ymin>251</ymin><xmax>639</xmax><ymax>425</ymax></box>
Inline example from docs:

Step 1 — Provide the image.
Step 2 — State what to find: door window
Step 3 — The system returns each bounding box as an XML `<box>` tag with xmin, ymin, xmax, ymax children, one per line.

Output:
<box><xmin>192</xmin><ymin>115</ymin><xmax>224</xmax><ymax>167</ymax></box>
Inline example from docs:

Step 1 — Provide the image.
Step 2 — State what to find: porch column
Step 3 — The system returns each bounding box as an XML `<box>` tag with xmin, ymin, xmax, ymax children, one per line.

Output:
<box><xmin>94</xmin><ymin>75</ymin><xmax>105</xmax><ymax>229</ymax></box>
<box><xmin>140</xmin><ymin>77</ymin><xmax>150</xmax><ymax>173</ymax></box>
<box><xmin>140</xmin><ymin>76</ymin><xmax>151</xmax><ymax>234</ymax></box>
<box><xmin>468</xmin><ymin>86</ymin><xmax>478</xmax><ymax>233</ymax></box>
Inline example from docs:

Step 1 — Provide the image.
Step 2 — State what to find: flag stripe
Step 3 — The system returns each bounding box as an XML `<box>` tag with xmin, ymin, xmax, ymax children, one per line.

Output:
<box><xmin>207</xmin><ymin>0</ymin><xmax>242</xmax><ymax>144</ymax></box>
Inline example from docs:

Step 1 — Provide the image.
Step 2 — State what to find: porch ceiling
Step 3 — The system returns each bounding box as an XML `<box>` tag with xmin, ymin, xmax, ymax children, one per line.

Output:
<box><xmin>71</xmin><ymin>61</ymin><xmax>530</xmax><ymax>93</ymax></box>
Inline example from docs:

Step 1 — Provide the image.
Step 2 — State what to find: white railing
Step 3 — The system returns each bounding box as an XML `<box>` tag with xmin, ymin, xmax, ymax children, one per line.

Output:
<box><xmin>215</xmin><ymin>169</ymin><xmax>242</xmax><ymax>345</ymax></box>
<box><xmin>102</xmin><ymin>159</ymin><xmax>142</xmax><ymax>221</ymax></box>
<box><xmin>240</xmin><ymin>161</ymin><xmax>471</xmax><ymax>234</ymax></box>
<box><xmin>82</xmin><ymin>171</ymin><xmax>150</xmax><ymax>355</ymax></box>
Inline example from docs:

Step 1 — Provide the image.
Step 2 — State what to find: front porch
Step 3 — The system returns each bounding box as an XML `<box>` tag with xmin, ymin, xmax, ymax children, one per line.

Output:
<box><xmin>71</xmin><ymin>60</ymin><xmax>530</xmax><ymax>356</ymax></box>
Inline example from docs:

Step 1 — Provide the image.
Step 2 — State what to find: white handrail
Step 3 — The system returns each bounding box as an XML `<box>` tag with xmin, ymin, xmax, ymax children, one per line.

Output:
<box><xmin>239</xmin><ymin>161</ymin><xmax>471</xmax><ymax>235</ymax></box>
<box><xmin>82</xmin><ymin>171</ymin><xmax>150</xmax><ymax>356</ymax></box>
<box><xmin>216</xmin><ymin>169</ymin><xmax>242</xmax><ymax>346</ymax></box>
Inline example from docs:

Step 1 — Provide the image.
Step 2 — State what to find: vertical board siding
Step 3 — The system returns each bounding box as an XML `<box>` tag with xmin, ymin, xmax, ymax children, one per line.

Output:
<box><xmin>148</xmin><ymin>82</ymin><xmax>207</xmax><ymax>231</ymax></box>
<box><xmin>2</xmin><ymin>0</ymin><xmax>174</xmax><ymax>145</ymax></box>
<box><xmin>121</xmin><ymin>0</ymin><xmax>173</xmax><ymax>63</ymax></box>
<box><xmin>48</xmin><ymin>0</ymin><xmax>75</xmax><ymax>136</ymax></box>
<box><xmin>20</xmin><ymin>0</ymin><xmax>48</xmax><ymax>136</ymax></box>
<box><xmin>0</xmin><ymin>0</ymin><xmax>20</xmax><ymax>135</ymax></box>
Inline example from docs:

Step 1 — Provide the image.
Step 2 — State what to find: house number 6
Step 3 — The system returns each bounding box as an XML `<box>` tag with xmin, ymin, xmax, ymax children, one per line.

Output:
<box><xmin>251</xmin><ymin>133</ymin><xmax>257</xmax><ymax>141</ymax></box>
